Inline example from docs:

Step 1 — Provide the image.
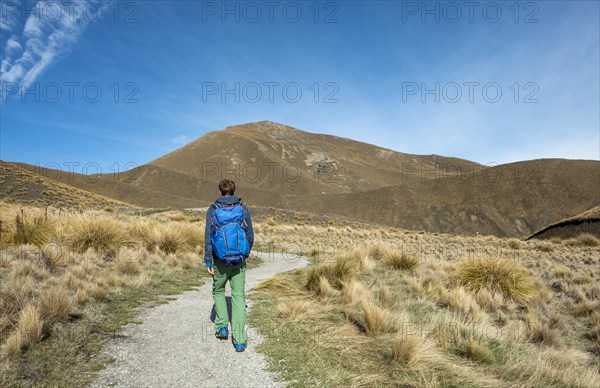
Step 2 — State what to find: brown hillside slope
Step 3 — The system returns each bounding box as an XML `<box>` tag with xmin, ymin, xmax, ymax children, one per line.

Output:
<box><xmin>0</xmin><ymin>161</ymin><xmax>133</xmax><ymax>208</ymax></box>
<box><xmin>527</xmin><ymin>206</ymin><xmax>600</xmax><ymax>240</ymax></box>
<box><xmin>145</xmin><ymin>121</ymin><xmax>485</xmax><ymax>195</ymax></box>
<box><xmin>5</xmin><ymin>122</ymin><xmax>598</xmax><ymax>237</ymax></box>
<box><xmin>10</xmin><ymin>162</ymin><xmax>208</xmax><ymax>209</ymax></box>
<box><xmin>280</xmin><ymin>159</ymin><xmax>599</xmax><ymax>237</ymax></box>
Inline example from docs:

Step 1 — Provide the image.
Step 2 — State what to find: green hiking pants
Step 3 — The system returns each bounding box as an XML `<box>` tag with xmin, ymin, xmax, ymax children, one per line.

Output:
<box><xmin>212</xmin><ymin>259</ymin><xmax>247</xmax><ymax>345</ymax></box>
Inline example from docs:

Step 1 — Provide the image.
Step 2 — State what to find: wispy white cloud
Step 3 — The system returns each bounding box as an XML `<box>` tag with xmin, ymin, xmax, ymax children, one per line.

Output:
<box><xmin>171</xmin><ymin>135</ymin><xmax>190</xmax><ymax>145</ymax></box>
<box><xmin>1</xmin><ymin>1</ymin><xmax>113</xmax><ymax>92</ymax></box>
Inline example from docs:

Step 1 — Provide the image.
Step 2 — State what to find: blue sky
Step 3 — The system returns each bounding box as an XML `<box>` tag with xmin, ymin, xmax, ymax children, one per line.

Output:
<box><xmin>1</xmin><ymin>0</ymin><xmax>598</xmax><ymax>174</ymax></box>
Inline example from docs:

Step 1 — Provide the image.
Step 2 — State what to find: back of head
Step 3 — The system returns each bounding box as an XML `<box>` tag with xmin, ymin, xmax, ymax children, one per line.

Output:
<box><xmin>219</xmin><ymin>179</ymin><xmax>236</xmax><ymax>196</ymax></box>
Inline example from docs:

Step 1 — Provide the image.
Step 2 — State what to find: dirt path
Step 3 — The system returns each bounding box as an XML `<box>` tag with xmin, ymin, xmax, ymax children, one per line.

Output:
<box><xmin>91</xmin><ymin>251</ymin><xmax>307</xmax><ymax>388</ymax></box>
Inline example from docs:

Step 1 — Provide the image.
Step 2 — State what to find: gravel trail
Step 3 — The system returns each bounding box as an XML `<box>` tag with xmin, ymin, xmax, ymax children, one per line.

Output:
<box><xmin>91</xmin><ymin>251</ymin><xmax>307</xmax><ymax>388</ymax></box>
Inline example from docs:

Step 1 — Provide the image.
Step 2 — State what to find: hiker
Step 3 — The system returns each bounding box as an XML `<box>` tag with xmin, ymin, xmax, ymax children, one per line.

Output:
<box><xmin>204</xmin><ymin>179</ymin><xmax>254</xmax><ymax>352</ymax></box>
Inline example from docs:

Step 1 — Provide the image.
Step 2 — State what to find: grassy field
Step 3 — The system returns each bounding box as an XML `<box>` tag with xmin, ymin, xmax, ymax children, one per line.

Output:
<box><xmin>1</xmin><ymin>202</ymin><xmax>599</xmax><ymax>387</ymax></box>
<box><xmin>0</xmin><ymin>203</ymin><xmax>217</xmax><ymax>387</ymax></box>
<box><xmin>250</xmin><ymin>222</ymin><xmax>600</xmax><ymax>387</ymax></box>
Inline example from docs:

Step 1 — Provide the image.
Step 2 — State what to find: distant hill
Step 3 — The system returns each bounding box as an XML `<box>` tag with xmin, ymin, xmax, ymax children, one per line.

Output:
<box><xmin>527</xmin><ymin>206</ymin><xmax>600</xmax><ymax>240</ymax></box>
<box><xmin>10</xmin><ymin>162</ymin><xmax>209</xmax><ymax>209</ymax></box>
<box><xmin>143</xmin><ymin>121</ymin><xmax>485</xmax><ymax>196</ymax></box>
<box><xmin>0</xmin><ymin>161</ymin><xmax>133</xmax><ymax>209</ymax></box>
<box><xmin>3</xmin><ymin>121</ymin><xmax>599</xmax><ymax>237</ymax></box>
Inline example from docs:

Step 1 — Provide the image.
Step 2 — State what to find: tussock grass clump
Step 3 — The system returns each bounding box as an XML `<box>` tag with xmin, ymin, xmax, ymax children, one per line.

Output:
<box><xmin>318</xmin><ymin>276</ymin><xmax>338</xmax><ymax>297</ymax></box>
<box><xmin>390</xmin><ymin>334</ymin><xmax>428</xmax><ymax>365</ymax></box>
<box><xmin>41</xmin><ymin>244</ymin><xmax>67</xmax><ymax>270</ymax></box>
<box><xmin>474</xmin><ymin>288</ymin><xmax>503</xmax><ymax>313</ymax></box>
<box><xmin>533</xmin><ymin>242</ymin><xmax>554</xmax><ymax>252</ymax></box>
<box><xmin>378</xmin><ymin>284</ymin><xmax>392</xmax><ymax>307</ymax></box>
<box><xmin>463</xmin><ymin>338</ymin><xmax>494</xmax><ymax>363</ymax></box>
<box><xmin>564</xmin><ymin>233</ymin><xmax>600</xmax><ymax>247</ymax></box>
<box><xmin>4</xmin><ymin>331</ymin><xmax>24</xmax><ymax>357</ymax></box>
<box><xmin>366</xmin><ymin>243</ymin><xmax>386</xmax><ymax>261</ymax></box>
<box><xmin>341</xmin><ymin>280</ymin><xmax>367</xmax><ymax>306</ymax></box>
<box><xmin>0</xmin><ymin>290</ymin><xmax>26</xmax><ymax>336</ymax></box>
<box><xmin>89</xmin><ymin>282</ymin><xmax>109</xmax><ymax>301</ymax></box>
<box><xmin>255</xmin><ymin>270</ymin><xmax>304</xmax><ymax>296</ymax></box>
<box><xmin>135</xmin><ymin>221</ymin><xmax>199</xmax><ymax>254</ymax></box>
<box><xmin>10</xmin><ymin>215</ymin><xmax>54</xmax><ymax>246</ymax></box>
<box><xmin>277</xmin><ymin>300</ymin><xmax>312</xmax><ymax>321</ymax></box>
<box><xmin>383</xmin><ymin>251</ymin><xmax>419</xmax><ymax>270</ymax></box>
<box><xmin>455</xmin><ymin>256</ymin><xmax>535</xmax><ymax>303</ymax></box>
<box><xmin>17</xmin><ymin>304</ymin><xmax>44</xmax><ymax>348</ymax></box>
<box><xmin>506</xmin><ymin>238</ymin><xmax>523</xmax><ymax>249</ymax></box>
<box><xmin>366</xmin><ymin>243</ymin><xmax>419</xmax><ymax>270</ymax></box>
<box><xmin>361</xmin><ymin>299</ymin><xmax>389</xmax><ymax>336</ymax></box>
<box><xmin>306</xmin><ymin>259</ymin><xmax>354</xmax><ymax>292</ymax></box>
<box><xmin>60</xmin><ymin>214</ymin><xmax>126</xmax><ymax>253</ymax></box>
<box><xmin>526</xmin><ymin>311</ymin><xmax>564</xmax><ymax>347</ymax></box>
<box><xmin>40</xmin><ymin>288</ymin><xmax>70</xmax><ymax>323</ymax></box>
<box><xmin>114</xmin><ymin>249</ymin><xmax>141</xmax><ymax>274</ymax></box>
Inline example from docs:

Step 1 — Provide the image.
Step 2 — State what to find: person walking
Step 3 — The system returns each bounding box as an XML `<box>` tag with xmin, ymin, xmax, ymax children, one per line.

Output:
<box><xmin>204</xmin><ymin>179</ymin><xmax>254</xmax><ymax>352</ymax></box>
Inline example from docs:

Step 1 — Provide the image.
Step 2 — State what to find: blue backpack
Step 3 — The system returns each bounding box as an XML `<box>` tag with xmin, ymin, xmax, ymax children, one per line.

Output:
<box><xmin>210</xmin><ymin>203</ymin><xmax>250</xmax><ymax>266</ymax></box>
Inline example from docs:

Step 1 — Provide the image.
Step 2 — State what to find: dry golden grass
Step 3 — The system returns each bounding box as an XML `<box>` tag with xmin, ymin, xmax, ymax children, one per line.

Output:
<box><xmin>378</xmin><ymin>284</ymin><xmax>392</xmax><ymax>308</ymax></box>
<box><xmin>0</xmin><ymin>203</ymin><xmax>206</xmax><ymax>384</ymax></box>
<box><xmin>563</xmin><ymin>233</ymin><xmax>600</xmax><ymax>247</ymax></box>
<box><xmin>277</xmin><ymin>300</ymin><xmax>312</xmax><ymax>321</ymax></box>
<box><xmin>391</xmin><ymin>334</ymin><xmax>427</xmax><ymax>365</ymax></box>
<box><xmin>318</xmin><ymin>276</ymin><xmax>338</xmax><ymax>297</ymax></box>
<box><xmin>455</xmin><ymin>256</ymin><xmax>535</xmax><ymax>303</ymax></box>
<box><xmin>9</xmin><ymin>214</ymin><xmax>54</xmax><ymax>246</ymax></box>
<box><xmin>306</xmin><ymin>259</ymin><xmax>354</xmax><ymax>292</ymax></box>
<box><xmin>17</xmin><ymin>304</ymin><xmax>44</xmax><ymax>347</ymax></box>
<box><xmin>341</xmin><ymin>280</ymin><xmax>367</xmax><ymax>306</ymax></box>
<box><xmin>382</xmin><ymin>251</ymin><xmax>419</xmax><ymax>270</ymax></box>
<box><xmin>250</xmin><ymin>222</ymin><xmax>600</xmax><ymax>387</ymax></box>
<box><xmin>361</xmin><ymin>299</ymin><xmax>389</xmax><ymax>336</ymax></box>
<box><xmin>40</xmin><ymin>288</ymin><xmax>70</xmax><ymax>323</ymax></box>
<box><xmin>60</xmin><ymin>213</ymin><xmax>127</xmax><ymax>253</ymax></box>
<box><xmin>3</xmin><ymin>332</ymin><xmax>24</xmax><ymax>357</ymax></box>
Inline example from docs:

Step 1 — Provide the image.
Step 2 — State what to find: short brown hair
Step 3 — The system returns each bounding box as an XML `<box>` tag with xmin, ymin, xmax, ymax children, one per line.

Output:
<box><xmin>218</xmin><ymin>179</ymin><xmax>236</xmax><ymax>196</ymax></box>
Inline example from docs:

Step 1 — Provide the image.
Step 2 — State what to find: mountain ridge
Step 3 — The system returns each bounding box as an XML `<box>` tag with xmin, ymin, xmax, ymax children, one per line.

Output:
<box><xmin>2</xmin><ymin>121</ymin><xmax>598</xmax><ymax>237</ymax></box>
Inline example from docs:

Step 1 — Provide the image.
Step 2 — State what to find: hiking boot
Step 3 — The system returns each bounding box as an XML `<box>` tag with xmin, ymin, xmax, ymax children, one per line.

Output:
<box><xmin>235</xmin><ymin>343</ymin><xmax>246</xmax><ymax>352</ymax></box>
<box><xmin>216</xmin><ymin>327</ymin><xmax>228</xmax><ymax>339</ymax></box>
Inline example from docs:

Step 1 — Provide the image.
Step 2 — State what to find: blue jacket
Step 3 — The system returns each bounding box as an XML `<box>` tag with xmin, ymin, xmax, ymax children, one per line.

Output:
<box><xmin>204</xmin><ymin>195</ymin><xmax>254</xmax><ymax>267</ymax></box>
